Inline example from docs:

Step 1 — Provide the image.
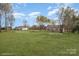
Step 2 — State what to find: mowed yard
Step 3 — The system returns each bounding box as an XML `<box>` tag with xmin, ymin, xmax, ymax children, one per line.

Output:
<box><xmin>0</xmin><ymin>31</ymin><xmax>79</xmax><ymax>56</ymax></box>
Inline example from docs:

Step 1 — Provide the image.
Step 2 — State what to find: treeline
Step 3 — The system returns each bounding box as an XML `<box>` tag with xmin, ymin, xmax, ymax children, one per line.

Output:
<box><xmin>31</xmin><ymin>6</ymin><xmax>79</xmax><ymax>33</ymax></box>
<box><xmin>0</xmin><ymin>3</ymin><xmax>14</xmax><ymax>32</ymax></box>
<box><xmin>0</xmin><ymin>3</ymin><xmax>79</xmax><ymax>33</ymax></box>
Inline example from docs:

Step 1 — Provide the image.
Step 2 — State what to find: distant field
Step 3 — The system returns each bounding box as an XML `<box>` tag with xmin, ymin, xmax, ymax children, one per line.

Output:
<box><xmin>0</xmin><ymin>31</ymin><xmax>79</xmax><ymax>56</ymax></box>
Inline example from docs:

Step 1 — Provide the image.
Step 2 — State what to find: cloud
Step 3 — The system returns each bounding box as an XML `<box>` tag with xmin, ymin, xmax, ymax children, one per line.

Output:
<box><xmin>15</xmin><ymin>4</ymin><xmax>19</xmax><ymax>8</ymax></box>
<box><xmin>12</xmin><ymin>12</ymin><xmax>25</xmax><ymax>18</ymax></box>
<box><xmin>48</xmin><ymin>8</ymin><xmax>59</xmax><ymax>16</ymax></box>
<box><xmin>28</xmin><ymin>12</ymin><xmax>41</xmax><ymax>17</ymax></box>
<box><xmin>47</xmin><ymin>6</ymin><xmax>52</xmax><ymax>10</ymax></box>
<box><xmin>48</xmin><ymin>3</ymin><xmax>73</xmax><ymax>17</ymax></box>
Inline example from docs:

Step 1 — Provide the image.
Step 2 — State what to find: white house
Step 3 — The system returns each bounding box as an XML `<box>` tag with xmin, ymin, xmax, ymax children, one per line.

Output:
<box><xmin>22</xmin><ymin>27</ymin><xmax>28</xmax><ymax>31</ymax></box>
<box><xmin>15</xmin><ymin>26</ymin><xmax>29</xmax><ymax>31</ymax></box>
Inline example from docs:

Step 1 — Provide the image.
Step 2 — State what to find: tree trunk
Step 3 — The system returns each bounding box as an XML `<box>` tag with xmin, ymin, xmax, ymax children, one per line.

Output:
<box><xmin>5</xmin><ymin>12</ymin><xmax>8</xmax><ymax>31</ymax></box>
<box><xmin>0</xmin><ymin>14</ymin><xmax>1</xmax><ymax>32</ymax></box>
<box><xmin>59</xmin><ymin>25</ymin><xmax>63</xmax><ymax>33</ymax></box>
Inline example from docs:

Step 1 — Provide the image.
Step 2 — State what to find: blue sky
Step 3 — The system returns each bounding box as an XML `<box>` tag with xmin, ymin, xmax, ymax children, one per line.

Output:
<box><xmin>11</xmin><ymin>3</ymin><xmax>79</xmax><ymax>27</ymax></box>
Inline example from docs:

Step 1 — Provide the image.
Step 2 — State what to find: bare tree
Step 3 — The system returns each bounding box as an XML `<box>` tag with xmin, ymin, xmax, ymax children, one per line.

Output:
<box><xmin>58</xmin><ymin>7</ymin><xmax>65</xmax><ymax>33</ymax></box>
<box><xmin>0</xmin><ymin>4</ymin><xmax>5</xmax><ymax>32</ymax></box>
<box><xmin>2</xmin><ymin>3</ymin><xmax>12</xmax><ymax>31</ymax></box>
<box><xmin>23</xmin><ymin>19</ymin><xmax>27</xmax><ymax>27</ymax></box>
<box><xmin>0</xmin><ymin>3</ymin><xmax>14</xmax><ymax>31</ymax></box>
<box><xmin>0</xmin><ymin>10</ymin><xmax>1</xmax><ymax>32</ymax></box>
<box><xmin>8</xmin><ymin>12</ymin><xmax>15</xmax><ymax>29</ymax></box>
<box><xmin>58</xmin><ymin>6</ymin><xmax>77</xmax><ymax>32</ymax></box>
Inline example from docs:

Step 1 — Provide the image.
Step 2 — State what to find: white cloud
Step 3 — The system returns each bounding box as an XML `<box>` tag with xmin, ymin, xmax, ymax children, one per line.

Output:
<box><xmin>14</xmin><ymin>3</ymin><xmax>27</xmax><ymax>8</ymax></box>
<box><xmin>28</xmin><ymin>12</ymin><xmax>41</xmax><ymax>17</ymax></box>
<box><xmin>47</xmin><ymin>6</ymin><xmax>52</xmax><ymax>10</ymax></box>
<box><xmin>12</xmin><ymin>12</ymin><xmax>25</xmax><ymax>18</ymax></box>
<box><xmin>48</xmin><ymin>8</ymin><xmax>59</xmax><ymax>16</ymax></box>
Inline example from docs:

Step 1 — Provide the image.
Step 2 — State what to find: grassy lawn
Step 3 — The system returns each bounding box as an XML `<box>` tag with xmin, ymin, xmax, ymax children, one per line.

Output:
<box><xmin>0</xmin><ymin>31</ymin><xmax>79</xmax><ymax>56</ymax></box>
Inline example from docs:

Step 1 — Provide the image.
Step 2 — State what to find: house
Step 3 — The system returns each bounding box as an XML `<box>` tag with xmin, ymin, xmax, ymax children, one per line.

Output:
<box><xmin>46</xmin><ymin>25</ymin><xmax>59</xmax><ymax>32</ymax></box>
<box><xmin>22</xmin><ymin>27</ymin><xmax>28</xmax><ymax>31</ymax></box>
<box><xmin>15</xmin><ymin>26</ymin><xmax>29</xmax><ymax>31</ymax></box>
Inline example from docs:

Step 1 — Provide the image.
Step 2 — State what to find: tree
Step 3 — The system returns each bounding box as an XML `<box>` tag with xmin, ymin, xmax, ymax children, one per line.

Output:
<box><xmin>2</xmin><ymin>3</ymin><xmax>12</xmax><ymax>31</ymax></box>
<box><xmin>0</xmin><ymin>3</ymin><xmax>14</xmax><ymax>31</ymax></box>
<box><xmin>72</xmin><ymin>15</ymin><xmax>79</xmax><ymax>33</ymax></box>
<box><xmin>36</xmin><ymin>15</ymin><xmax>50</xmax><ymax>30</ymax></box>
<box><xmin>23</xmin><ymin>19</ymin><xmax>27</xmax><ymax>27</ymax></box>
<box><xmin>58</xmin><ymin>6</ymin><xmax>77</xmax><ymax>32</ymax></box>
<box><xmin>0</xmin><ymin>11</ymin><xmax>1</xmax><ymax>32</ymax></box>
<box><xmin>37</xmin><ymin>16</ymin><xmax>47</xmax><ymax>25</ymax></box>
<box><xmin>0</xmin><ymin>4</ymin><xmax>4</xmax><ymax>32</ymax></box>
<box><xmin>0</xmin><ymin>9</ymin><xmax>2</xmax><ymax>32</ymax></box>
<box><xmin>58</xmin><ymin>7</ymin><xmax>65</xmax><ymax>33</ymax></box>
<box><xmin>8</xmin><ymin>12</ymin><xmax>15</xmax><ymax>29</ymax></box>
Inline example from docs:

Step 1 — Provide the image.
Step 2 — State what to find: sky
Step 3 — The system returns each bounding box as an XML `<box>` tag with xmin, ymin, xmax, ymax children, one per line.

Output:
<box><xmin>11</xmin><ymin>3</ymin><xmax>79</xmax><ymax>27</ymax></box>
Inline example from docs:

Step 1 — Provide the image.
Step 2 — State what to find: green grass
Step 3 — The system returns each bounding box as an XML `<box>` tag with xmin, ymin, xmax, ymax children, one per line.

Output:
<box><xmin>0</xmin><ymin>31</ymin><xmax>79</xmax><ymax>56</ymax></box>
